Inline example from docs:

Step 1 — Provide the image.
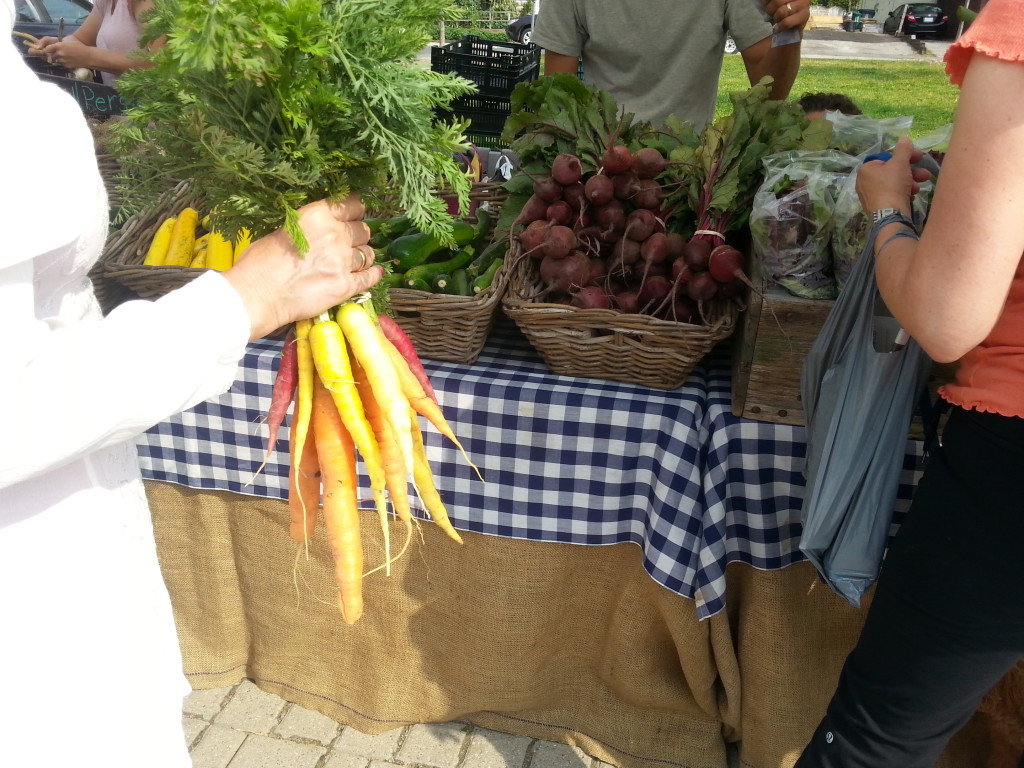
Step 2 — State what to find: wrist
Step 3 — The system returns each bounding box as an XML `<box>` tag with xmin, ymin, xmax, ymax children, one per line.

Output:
<box><xmin>871</xmin><ymin>208</ymin><xmax>916</xmax><ymax>230</ymax></box>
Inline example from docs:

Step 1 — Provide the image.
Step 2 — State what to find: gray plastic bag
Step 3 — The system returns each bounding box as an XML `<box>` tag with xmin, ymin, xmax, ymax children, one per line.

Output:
<box><xmin>798</xmin><ymin>222</ymin><xmax>932</xmax><ymax>607</ymax></box>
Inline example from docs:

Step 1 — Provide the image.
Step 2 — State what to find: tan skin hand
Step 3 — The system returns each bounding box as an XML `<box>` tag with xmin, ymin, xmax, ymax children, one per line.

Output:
<box><xmin>222</xmin><ymin>196</ymin><xmax>384</xmax><ymax>341</ymax></box>
<box><xmin>28</xmin><ymin>37</ymin><xmax>92</xmax><ymax>70</ymax></box>
<box><xmin>856</xmin><ymin>137</ymin><xmax>933</xmax><ymax>217</ymax></box>
<box><xmin>764</xmin><ymin>0</ymin><xmax>811</xmax><ymax>31</ymax></box>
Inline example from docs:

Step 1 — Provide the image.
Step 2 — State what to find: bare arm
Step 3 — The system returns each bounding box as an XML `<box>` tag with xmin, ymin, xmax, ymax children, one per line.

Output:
<box><xmin>543</xmin><ymin>50</ymin><xmax>580</xmax><ymax>77</ymax></box>
<box><xmin>857</xmin><ymin>54</ymin><xmax>1024</xmax><ymax>363</ymax></box>
<box><xmin>739</xmin><ymin>0</ymin><xmax>808</xmax><ymax>99</ymax></box>
<box><xmin>29</xmin><ymin>1</ymin><xmax>159</xmax><ymax>76</ymax></box>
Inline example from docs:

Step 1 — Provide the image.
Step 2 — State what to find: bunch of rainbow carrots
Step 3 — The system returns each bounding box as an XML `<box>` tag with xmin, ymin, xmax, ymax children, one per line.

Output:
<box><xmin>263</xmin><ymin>299</ymin><xmax>480</xmax><ymax>623</ymax></box>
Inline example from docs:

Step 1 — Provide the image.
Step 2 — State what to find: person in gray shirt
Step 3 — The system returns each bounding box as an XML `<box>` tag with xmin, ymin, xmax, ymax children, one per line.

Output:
<box><xmin>532</xmin><ymin>0</ymin><xmax>809</xmax><ymax>129</ymax></box>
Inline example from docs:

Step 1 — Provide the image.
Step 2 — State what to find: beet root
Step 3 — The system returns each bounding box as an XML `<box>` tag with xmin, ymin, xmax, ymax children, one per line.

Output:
<box><xmin>632</xmin><ymin>147</ymin><xmax>667</xmax><ymax>179</ymax></box>
<box><xmin>600</xmin><ymin>144</ymin><xmax>633</xmax><ymax>175</ymax></box>
<box><xmin>571</xmin><ymin>285</ymin><xmax>613</xmax><ymax>310</ymax></box>
<box><xmin>584</xmin><ymin>174</ymin><xmax>615</xmax><ymax>206</ymax></box>
<box><xmin>551</xmin><ymin>153</ymin><xmax>584</xmax><ymax>186</ymax></box>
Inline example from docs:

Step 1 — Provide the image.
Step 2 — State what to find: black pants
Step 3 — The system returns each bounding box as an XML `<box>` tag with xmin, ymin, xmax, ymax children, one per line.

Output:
<box><xmin>796</xmin><ymin>406</ymin><xmax>1024</xmax><ymax>768</ymax></box>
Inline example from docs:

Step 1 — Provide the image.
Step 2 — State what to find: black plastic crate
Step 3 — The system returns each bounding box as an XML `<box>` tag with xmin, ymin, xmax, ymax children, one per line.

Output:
<box><xmin>436</xmin><ymin>92</ymin><xmax>512</xmax><ymax>148</ymax></box>
<box><xmin>431</xmin><ymin>35</ymin><xmax>540</xmax><ymax>98</ymax></box>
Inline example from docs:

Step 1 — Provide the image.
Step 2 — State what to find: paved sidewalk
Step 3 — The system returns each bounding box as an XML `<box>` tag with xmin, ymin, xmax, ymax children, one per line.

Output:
<box><xmin>182</xmin><ymin>681</ymin><xmax>741</xmax><ymax>768</ymax></box>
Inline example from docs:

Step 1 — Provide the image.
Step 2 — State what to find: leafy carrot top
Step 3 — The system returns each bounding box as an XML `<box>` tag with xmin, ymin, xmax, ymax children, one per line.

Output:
<box><xmin>111</xmin><ymin>0</ymin><xmax>475</xmax><ymax>254</ymax></box>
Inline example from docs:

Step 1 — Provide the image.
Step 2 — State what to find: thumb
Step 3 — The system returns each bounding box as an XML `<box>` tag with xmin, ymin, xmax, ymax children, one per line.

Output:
<box><xmin>890</xmin><ymin>136</ymin><xmax>916</xmax><ymax>164</ymax></box>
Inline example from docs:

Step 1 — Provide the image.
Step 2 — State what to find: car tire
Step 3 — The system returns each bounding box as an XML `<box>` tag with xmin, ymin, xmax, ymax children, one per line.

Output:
<box><xmin>521</xmin><ymin>26</ymin><xmax>532</xmax><ymax>45</ymax></box>
<box><xmin>724</xmin><ymin>34</ymin><xmax>738</xmax><ymax>54</ymax></box>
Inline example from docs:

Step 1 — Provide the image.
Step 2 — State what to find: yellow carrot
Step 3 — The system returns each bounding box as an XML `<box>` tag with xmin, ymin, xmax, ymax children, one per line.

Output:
<box><xmin>336</xmin><ymin>302</ymin><xmax>414</xmax><ymax>476</ymax></box>
<box><xmin>288</xmin><ymin>401</ymin><xmax>321</xmax><ymax>542</ymax></box>
<box><xmin>143</xmin><ymin>216</ymin><xmax>176</xmax><ymax>266</ymax></box>
<box><xmin>291</xmin><ymin>318</ymin><xmax>316</xmax><ymax>540</ymax></box>
<box><xmin>353</xmin><ymin>357</ymin><xmax>413</xmax><ymax>528</ymax></box>
<box><xmin>408</xmin><ymin>407</ymin><xmax>463</xmax><ymax>544</ymax></box>
<box><xmin>163</xmin><ymin>207</ymin><xmax>199</xmax><ymax>267</ymax></box>
<box><xmin>308</xmin><ymin>316</ymin><xmax>391</xmax><ymax>566</ymax></box>
<box><xmin>311</xmin><ymin>375</ymin><xmax>364</xmax><ymax>623</ymax></box>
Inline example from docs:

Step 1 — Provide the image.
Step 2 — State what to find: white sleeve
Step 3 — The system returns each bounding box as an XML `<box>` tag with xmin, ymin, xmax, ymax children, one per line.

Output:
<box><xmin>0</xmin><ymin>26</ymin><xmax>253</xmax><ymax>490</ymax></box>
<box><xmin>0</xmin><ymin>266</ymin><xmax>251</xmax><ymax>489</ymax></box>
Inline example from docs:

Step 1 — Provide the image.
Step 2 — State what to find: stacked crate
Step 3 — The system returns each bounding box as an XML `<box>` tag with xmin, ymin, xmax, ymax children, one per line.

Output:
<box><xmin>431</xmin><ymin>35</ymin><xmax>541</xmax><ymax>148</ymax></box>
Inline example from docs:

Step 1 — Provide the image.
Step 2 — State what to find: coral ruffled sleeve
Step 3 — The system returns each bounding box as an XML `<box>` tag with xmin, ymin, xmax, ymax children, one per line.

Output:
<box><xmin>944</xmin><ymin>0</ymin><xmax>1024</xmax><ymax>85</ymax></box>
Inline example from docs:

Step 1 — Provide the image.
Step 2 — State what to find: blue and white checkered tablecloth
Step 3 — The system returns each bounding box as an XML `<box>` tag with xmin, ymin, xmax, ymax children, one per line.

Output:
<box><xmin>138</xmin><ymin>318</ymin><xmax>925</xmax><ymax>619</ymax></box>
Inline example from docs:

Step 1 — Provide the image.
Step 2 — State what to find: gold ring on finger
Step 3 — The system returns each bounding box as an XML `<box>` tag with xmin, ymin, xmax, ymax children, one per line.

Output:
<box><xmin>786</xmin><ymin>2</ymin><xmax>793</xmax><ymax>13</ymax></box>
<box><xmin>354</xmin><ymin>244</ymin><xmax>373</xmax><ymax>272</ymax></box>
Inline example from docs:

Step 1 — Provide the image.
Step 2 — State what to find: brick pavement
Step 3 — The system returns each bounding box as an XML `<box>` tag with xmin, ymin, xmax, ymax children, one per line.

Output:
<box><xmin>182</xmin><ymin>681</ymin><xmax>741</xmax><ymax>768</ymax></box>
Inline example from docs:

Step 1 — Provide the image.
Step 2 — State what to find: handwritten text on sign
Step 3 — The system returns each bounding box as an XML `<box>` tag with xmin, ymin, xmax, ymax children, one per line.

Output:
<box><xmin>38</xmin><ymin>73</ymin><xmax>129</xmax><ymax>116</ymax></box>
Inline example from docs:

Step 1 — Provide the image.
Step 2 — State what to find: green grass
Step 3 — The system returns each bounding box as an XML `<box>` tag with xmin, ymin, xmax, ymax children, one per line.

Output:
<box><xmin>716</xmin><ymin>57</ymin><xmax>961</xmax><ymax>138</ymax></box>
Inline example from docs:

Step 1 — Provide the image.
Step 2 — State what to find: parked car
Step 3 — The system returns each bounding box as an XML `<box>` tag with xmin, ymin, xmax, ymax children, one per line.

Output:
<box><xmin>882</xmin><ymin>4</ymin><xmax>948</xmax><ymax>37</ymax></box>
<box><xmin>14</xmin><ymin>0</ymin><xmax>91</xmax><ymax>41</ymax></box>
<box><xmin>13</xmin><ymin>0</ymin><xmax>92</xmax><ymax>74</ymax></box>
<box><xmin>505</xmin><ymin>13</ymin><xmax>534</xmax><ymax>45</ymax></box>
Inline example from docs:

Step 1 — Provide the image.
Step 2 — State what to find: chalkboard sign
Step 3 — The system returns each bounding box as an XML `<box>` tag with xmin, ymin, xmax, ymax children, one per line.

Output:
<box><xmin>37</xmin><ymin>73</ymin><xmax>130</xmax><ymax>117</ymax></box>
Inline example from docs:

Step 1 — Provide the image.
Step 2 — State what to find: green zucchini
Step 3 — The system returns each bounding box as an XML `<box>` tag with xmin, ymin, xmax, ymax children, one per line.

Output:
<box><xmin>465</xmin><ymin>240</ymin><xmax>508</xmax><ymax>280</ymax></box>
<box><xmin>471</xmin><ymin>208</ymin><xmax>493</xmax><ymax>250</ymax></box>
<box><xmin>449</xmin><ymin>268</ymin><xmax>471</xmax><ymax>296</ymax></box>
<box><xmin>431</xmin><ymin>273</ymin><xmax>452</xmax><ymax>293</ymax></box>
<box><xmin>471</xmin><ymin>257</ymin><xmax>504</xmax><ymax>294</ymax></box>
<box><xmin>402</xmin><ymin>276</ymin><xmax>432</xmax><ymax>292</ymax></box>
<box><xmin>402</xmin><ymin>245</ymin><xmax>476</xmax><ymax>286</ymax></box>
<box><xmin>385</xmin><ymin>219</ymin><xmax>477</xmax><ymax>272</ymax></box>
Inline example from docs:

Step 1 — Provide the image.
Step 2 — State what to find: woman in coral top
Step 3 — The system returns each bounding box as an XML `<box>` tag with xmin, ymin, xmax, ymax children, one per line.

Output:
<box><xmin>796</xmin><ymin>1</ymin><xmax>1024</xmax><ymax>766</ymax></box>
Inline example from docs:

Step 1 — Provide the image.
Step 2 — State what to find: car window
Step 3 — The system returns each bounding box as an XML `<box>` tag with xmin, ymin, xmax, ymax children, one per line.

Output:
<box><xmin>42</xmin><ymin>0</ymin><xmax>92</xmax><ymax>24</ymax></box>
<box><xmin>908</xmin><ymin>4</ymin><xmax>942</xmax><ymax>12</ymax></box>
<box><xmin>14</xmin><ymin>0</ymin><xmax>43</xmax><ymax>23</ymax></box>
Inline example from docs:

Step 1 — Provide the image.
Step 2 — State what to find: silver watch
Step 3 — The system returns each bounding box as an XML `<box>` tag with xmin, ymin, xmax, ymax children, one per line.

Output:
<box><xmin>872</xmin><ymin>208</ymin><xmax>911</xmax><ymax>225</ymax></box>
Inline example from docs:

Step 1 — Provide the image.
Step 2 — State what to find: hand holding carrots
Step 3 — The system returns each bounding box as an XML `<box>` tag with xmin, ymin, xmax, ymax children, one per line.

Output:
<box><xmin>856</xmin><ymin>137</ymin><xmax>933</xmax><ymax>218</ymax></box>
<box><xmin>223</xmin><ymin>196</ymin><xmax>383</xmax><ymax>341</ymax></box>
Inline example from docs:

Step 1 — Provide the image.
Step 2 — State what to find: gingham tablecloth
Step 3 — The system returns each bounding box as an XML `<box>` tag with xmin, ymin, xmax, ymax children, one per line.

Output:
<box><xmin>138</xmin><ymin>318</ymin><xmax>925</xmax><ymax>619</ymax></box>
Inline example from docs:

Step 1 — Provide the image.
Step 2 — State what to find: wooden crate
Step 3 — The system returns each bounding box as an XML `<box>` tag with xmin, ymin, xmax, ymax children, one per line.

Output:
<box><xmin>731</xmin><ymin>283</ymin><xmax>958</xmax><ymax>438</ymax></box>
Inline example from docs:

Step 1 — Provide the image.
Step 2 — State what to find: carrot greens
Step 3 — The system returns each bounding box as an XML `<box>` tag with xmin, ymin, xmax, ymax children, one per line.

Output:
<box><xmin>111</xmin><ymin>0</ymin><xmax>475</xmax><ymax>254</ymax></box>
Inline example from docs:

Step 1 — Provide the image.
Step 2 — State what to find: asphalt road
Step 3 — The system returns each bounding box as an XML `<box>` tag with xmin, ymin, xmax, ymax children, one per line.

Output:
<box><xmin>800</xmin><ymin>26</ymin><xmax>953</xmax><ymax>60</ymax></box>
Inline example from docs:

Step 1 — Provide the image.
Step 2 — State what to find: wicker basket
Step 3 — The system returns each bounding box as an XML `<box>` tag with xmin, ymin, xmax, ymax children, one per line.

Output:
<box><xmin>501</xmin><ymin>244</ymin><xmax>739</xmax><ymax>390</ymax></box>
<box><xmin>387</xmin><ymin>182</ymin><xmax>511</xmax><ymax>365</ymax></box>
<box><xmin>387</xmin><ymin>247</ymin><xmax>510</xmax><ymax>365</ymax></box>
<box><xmin>96</xmin><ymin>181</ymin><xmax>207</xmax><ymax>303</ymax></box>
<box><xmin>93</xmin><ymin>180</ymin><xmax>511</xmax><ymax>361</ymax></box>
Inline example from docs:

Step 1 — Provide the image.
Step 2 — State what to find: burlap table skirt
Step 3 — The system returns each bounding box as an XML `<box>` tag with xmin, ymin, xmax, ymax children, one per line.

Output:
<box><xmin>146</xmin><ymin>482</ymin><xmax>990</xmax><ymax>768</ymax></box>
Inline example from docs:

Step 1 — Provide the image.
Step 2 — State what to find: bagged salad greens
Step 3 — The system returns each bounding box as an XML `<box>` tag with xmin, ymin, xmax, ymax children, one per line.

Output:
<box><xmin>749</xmin><ymin>150</ymin><xmax>858</xmax><ymax>300</ymax></box>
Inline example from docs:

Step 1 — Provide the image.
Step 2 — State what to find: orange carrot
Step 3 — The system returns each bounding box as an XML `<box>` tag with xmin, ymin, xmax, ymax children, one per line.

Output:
<box><xmin>408</xmin><ymin>406</ymin><xmax>463</xmax><ymax>544</ymax></box>
<box><xmin>288</xmin><ymin>405</ymin><xmax>321</xmax><ymax>542</ymax></box>
<box><xmin>335</xmin><ymin>302</ymin><xmax>414</xmax><ymax>476</ymax></box>
<box><xmin>379</xmin><ymin>331</ymin><xmax>483</xmax><ymax>483</ymax></box>
<box><xmin>308</xmin><ymin>316</ymin><xmax>391</xmax><ymax>564</ymax></box>
<box><xmin>311</xmin><ymin>376</ymin><xmax>364</xmax><ymax>623</ymax></box>
<box><xmin>352</xmin><ymin>357</ymin><xmax>413</xmax><ymax>529</ymax></box>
